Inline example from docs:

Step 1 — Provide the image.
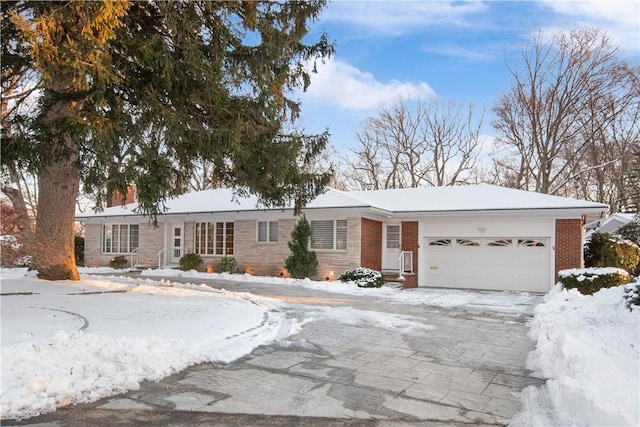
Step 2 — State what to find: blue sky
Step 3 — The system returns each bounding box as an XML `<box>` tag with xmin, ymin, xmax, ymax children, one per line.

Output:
<box><xmin>295</xmin><ymin>0</ymin><xmax>640</xmax><ymax>154</ymax></box>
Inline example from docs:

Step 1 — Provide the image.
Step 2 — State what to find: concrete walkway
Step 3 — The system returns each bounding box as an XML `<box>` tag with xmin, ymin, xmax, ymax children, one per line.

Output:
<box><xmin>7</xmin><ymin>277</ymin><xmax>543</xmax><ymax>426</ymax></box>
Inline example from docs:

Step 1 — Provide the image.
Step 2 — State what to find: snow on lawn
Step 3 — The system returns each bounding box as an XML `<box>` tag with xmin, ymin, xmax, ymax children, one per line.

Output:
<box><xmin>511</xmin><ymin>283</ymin><xmax>640</xmax><ymax>427</ymax></box>
<box><xmin>0</xmin><ymin>269</ymin><xmax>292</xmax><ymax>420</ymax></box>
<box><xmin>140</xmin><ymin>268</ymin><xmax>541</xmax><ymax>315</ymax></box>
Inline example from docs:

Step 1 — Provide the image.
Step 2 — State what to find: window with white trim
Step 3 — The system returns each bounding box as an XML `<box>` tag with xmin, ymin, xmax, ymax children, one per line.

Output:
<box><xmin>386</xmin><ymin>225</ymin><xmax>400</xmax><ymax>249</ymax></box>
<box><xmin>310</xmin><ymin>219</ymin><xmax>347</xmax><ymax>250</ymax></box>
<box><xmin>195</xmin><ymin>222</ymin><xmax>234</xmax><ymax>255</ymax></box>
<box><xmin>257</xmin><ymin>221</ymin><xmax>278</xmax><ymax>242</ymax></box>
<box><xmin>102</xmin><ymin>224</ymin><xmax>139</xmax><ymax>254</ymax></box>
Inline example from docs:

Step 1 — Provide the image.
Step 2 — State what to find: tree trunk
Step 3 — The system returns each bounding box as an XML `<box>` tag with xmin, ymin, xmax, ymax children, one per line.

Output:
<box><xmin>32</xmin><ymin>73</ymin><xmax>82</xmax><ymax>280</ymax></box>
<box><xmin>33</xmin><ymin>154</ymin><xmax>81</xmax><ymax>280</ymax></box>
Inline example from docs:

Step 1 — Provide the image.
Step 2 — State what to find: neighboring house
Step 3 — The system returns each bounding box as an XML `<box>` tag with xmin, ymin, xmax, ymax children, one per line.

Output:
<box><xmin>584</xmin><ymin>212</ymin><xmax>637</xmax><ymax>242</ymax></box>
<box><xmin>76</xmin><ymin>184</ymin><xmax>607</xmax><ymax>293</ymax></box>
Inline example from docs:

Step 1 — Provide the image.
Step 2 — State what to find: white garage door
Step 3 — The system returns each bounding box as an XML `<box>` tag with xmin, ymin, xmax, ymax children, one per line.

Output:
<box><xmin>424</xmin><ymin>237</ymin><xmax>550</xmax><ymax>292</ymax></box>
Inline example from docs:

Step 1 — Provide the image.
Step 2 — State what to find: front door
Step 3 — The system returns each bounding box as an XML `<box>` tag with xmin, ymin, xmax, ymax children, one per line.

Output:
<box><xmin>169</xmin><ymin>223</ymin><xmax>184</xmax><ymax>264</ymax></box>
<box><xmin>382</xmin><ymin>224</ymin><xmax>401</xmax><ymax>270</ymax></box>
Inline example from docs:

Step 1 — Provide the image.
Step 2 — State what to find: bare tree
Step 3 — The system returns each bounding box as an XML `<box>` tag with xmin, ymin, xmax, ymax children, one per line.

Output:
<box><xmin>491</xmin><ymin>28</ymin><xmax>639</xmax><ymax>203</ymax></box>
<box><xmin>342</xmin><ymin>97</ymin><xmax>484</xmax><ymax>190</ymax></box>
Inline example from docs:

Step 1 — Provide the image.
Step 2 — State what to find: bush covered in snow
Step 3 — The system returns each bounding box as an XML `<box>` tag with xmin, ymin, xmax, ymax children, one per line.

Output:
<box><xmin>338</xmin><ymin>267</ymin><xmax>385</xmax><ymax>288</ymax></box>
<box><xmin>558</xmin><ymin>267</ymin><xmax>631</xmax><ymax>295</ymax></box>
<box><xmin>624</xmin><ymin>280</ymin><xmax>640</xmax><ymax>311</ymax></box>
<box><xmin>584</xmin><ymin>232</ymin><xmax>640</xmax><ymax>275</ymax></box>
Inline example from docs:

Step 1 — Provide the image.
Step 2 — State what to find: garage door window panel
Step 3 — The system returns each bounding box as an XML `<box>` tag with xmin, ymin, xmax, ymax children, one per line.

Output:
<box><xmin>428</xmin><ymin>239</ymin><xmax>451</xmax><ymax>246</ymax></box>
<box><xmin>487</xmin><ymin>239</ymin><xmax>513</xmax><ymax>247</ymax></box>
<box><xmin>518</xmin><ymin>239</ymin><xmax>546</xmax><ymax>247</ymax></box>
<box><xmin>456</xmin><ymin>239</ymin><xmax>480</xmax><ymax>247</ymax></box>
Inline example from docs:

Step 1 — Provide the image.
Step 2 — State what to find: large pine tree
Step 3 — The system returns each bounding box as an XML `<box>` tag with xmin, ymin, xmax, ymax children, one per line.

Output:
<box><xmin>1</xmin><ymin>1</ymin><xmax>334</xmax><ymax>280</ymax></box>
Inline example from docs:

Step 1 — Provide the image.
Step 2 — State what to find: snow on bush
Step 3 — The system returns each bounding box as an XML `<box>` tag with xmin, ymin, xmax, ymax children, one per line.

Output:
<box><xmin>337</xmin><ymin>267</ymin><xmax>385</xmax><ymax>288</ymax></box>
<box><xmin>558</xmin><ymin>267</ymin><xmax>631</xmax><ymax>295</ymax></box>
<box><xmin>512</xmin><ymin>284</ymin><xmax>639</xmax><ymax>426</ymax></box>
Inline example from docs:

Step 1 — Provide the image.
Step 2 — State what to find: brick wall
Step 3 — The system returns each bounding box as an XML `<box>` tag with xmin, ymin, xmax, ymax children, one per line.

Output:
<box><xmin>360</xmin><ymin>218</ymin><xmax>382</xmax><ymax>271</ymax></box>
<box><xmin>555</xmin><ymin>218</ymin><xmax>583</xmax><ymax>279</ymax></box>
<box><xmin>107</xmin><ymin>186</ymin><xmax>136</xmax><ymax>207</ymax></box>
<box><xmin>401</xmin><ymin>221</ymin><xmax>419</xmax><ymax>288</ymax></box>
<box><xmin>316</xmin><ymin>217</ymin><xmax>362</xmax><ymax>279</ymax></box>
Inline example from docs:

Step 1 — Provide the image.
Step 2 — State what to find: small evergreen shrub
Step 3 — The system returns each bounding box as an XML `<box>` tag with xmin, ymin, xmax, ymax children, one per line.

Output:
<box><xmin>75</xmin><ymin>235</ymin><xmax>85</xmax><ymax>267</ymax></box>
<box><xmin>558</xmin><ymin>267</ymin><xmax>631</xmax><ymax>295</ymax></box>
<box><xmin>217</xmin><ymin>257</ymin><xmax>238</xmax><ymax>273</ymax></box>
<box><xmin>109</xmin><ymin>255</ymin><xmax>128</xmax><ymax>269</ymax></box>
<box><xmin>624</xmin><ymin>282</ymin><xmax>640</xmax><ymax>311</ymax></box>
<box><xmin>338</xmin><ymin>267</ymin><xmax>385</xmax><ymax>288</ymax></box>
<box><xmin>285</xmin><ymin>215</ymin><xmax>318</xmax><ymax>279</ymax></box>
<box><xmin>179</xmin><ymin>253</ymin><xmax>203</xmax><ymax>271</ymax></box>
<box><xmin>584</xmin><ymin>232</ymin><xmax>640</xmax><ymax>275</ymax></box>
<box><xmin>618</xmin><ymin>218</ymin><xmax>640</xmax><ymax>245</ymax></box>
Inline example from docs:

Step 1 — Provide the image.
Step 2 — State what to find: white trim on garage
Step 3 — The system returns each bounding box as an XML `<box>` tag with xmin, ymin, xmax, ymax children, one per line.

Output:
<box><xmin>418</xmin><ymin>217</ymin><xmax>555</xmax><ymax>292</ymax></box>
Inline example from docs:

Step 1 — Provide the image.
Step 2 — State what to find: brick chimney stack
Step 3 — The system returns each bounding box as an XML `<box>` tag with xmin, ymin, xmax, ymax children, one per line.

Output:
<box><xmin>107</xmin><ymin>185</ymin><xmax>136</xmax><ymax>208</ymax></box>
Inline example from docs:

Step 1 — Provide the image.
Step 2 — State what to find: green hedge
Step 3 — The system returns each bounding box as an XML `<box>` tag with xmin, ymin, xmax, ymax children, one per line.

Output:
<box><xmin>338</xmin><ymin>267</ymin><xmax>385</xmax><ymax>288</ymax></box>
<box><xmin>217</xmin><ymin>257</ymin><xmax>238</xmax><ymax>273</ymax></box>
<box><xmin>179</xmin><ymin>253</ymin><xmax>203</xmax><ymax>271</ymax></box>
<box><xmin>558</xmin><ymin>267</ymin><xmax>631</xmax><ymax>295</ymax></box>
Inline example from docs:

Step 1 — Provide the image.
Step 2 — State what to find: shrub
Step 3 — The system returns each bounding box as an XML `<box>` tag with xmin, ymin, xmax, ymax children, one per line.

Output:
<box><xmin>75</xmin><ymin>235</ymin><xmax>85</xmax><ymax>267</ymax></box>
<box><xmin>109</xmin><ymin>255</ymin><xmax>128</xmax><ymax>269</ymax></box>
<box><xmin>179</xmin><ymin>253</ymin><xmax>203</xmax><ymax>271</ymax></box>
<box><xmin>618</xmin><ymin>218</ymin><xmax>640</xmax><ymax>245</ymax></box>
<box><xmin>338</xmin><ymin>267</ymin><xmax>385</xmax><ymax>288</ymax></box>
<box><xmin>558</xmin><ymin>267</ymin><xmax>631</xmax><ymax>295</ymax></box>
<box><xmin>285</xmin><ymin>215</ymin><xmax>318</xmax><ymax>279</ymax></box>
<box><xmin>624</xmin><ymin>281</ymin><xmax>640</xmax><ymax>311</ymax></box>
<box><xmin>217</xmin><ymin>256</ymin><xmax>238</xmax><ymax>273</ymax></box>
<box><xmin>584</xmin><ymin>232</ymin><xmax>640</xmax><ymax>275</ymax></box>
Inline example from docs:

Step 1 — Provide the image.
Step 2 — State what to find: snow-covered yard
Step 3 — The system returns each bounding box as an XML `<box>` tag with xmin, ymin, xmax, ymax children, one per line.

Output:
<box><xmin>1</xmin><ymin>267</ymin><xmax>638</xmax><ymax>426</ymax></box>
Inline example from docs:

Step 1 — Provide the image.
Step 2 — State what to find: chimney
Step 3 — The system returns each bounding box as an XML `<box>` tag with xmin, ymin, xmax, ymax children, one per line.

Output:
<box><xmin>107</xmin><ymin>185</ymin><xmax>136</xmax><ymax>208</ymax></box>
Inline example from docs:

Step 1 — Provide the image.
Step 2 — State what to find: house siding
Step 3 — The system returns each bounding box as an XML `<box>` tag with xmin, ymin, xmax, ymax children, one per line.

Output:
<box><xmin>360</xmin><ymin>218</ymin><xmax>382</xmax><ymax>271</ymax></box>
<box><xmin>315</xmin><ymin>217</ymin><xmax>362</xmax><ymax>280</ymax></box>
<box><xmin>555</xmin><ymin>218</ymin><xmax>583</xmax><ymax>279</ymax></box>
<box><xmin>84</xmin><ymin>222</ymin><xmax>164</xmax><ymax>267</ymax></box>
<box><xmin>401</xmin><ymin>221</ymin><xmax>419</xmax><ymax>288</ymax></box>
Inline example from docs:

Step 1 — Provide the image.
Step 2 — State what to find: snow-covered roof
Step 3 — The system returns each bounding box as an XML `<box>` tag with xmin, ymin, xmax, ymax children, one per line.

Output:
<box><xmin>76</xmin><ymin>184</ymin><xmax>608</xmax><ymax>219</ymax></box>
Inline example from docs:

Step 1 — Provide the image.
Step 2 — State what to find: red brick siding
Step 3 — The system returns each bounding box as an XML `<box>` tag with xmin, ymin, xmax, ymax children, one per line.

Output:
<box><xmin>401</xmin><ymin>221</ymin><xmax>419</xmax><ymax>288</ymax></box>
<box><xmin>555</xmin><ymin>219</ymin><xmax>583</xmax><ymax>280</ymax></box>
<box><xmin>107</xmin><ymin>186</ymin><xmax>136</xmax><ymax>207</ymax></box>
<box><xmin>360</xmin><ymin>218</ymin><xmax>382</xmax><ymax>271</ymax></box>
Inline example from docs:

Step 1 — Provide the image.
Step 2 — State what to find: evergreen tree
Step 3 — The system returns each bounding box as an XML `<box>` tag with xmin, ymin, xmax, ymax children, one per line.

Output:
<box><xmin>1</xmin><ymin>1</ymin><xmax>334</xmax><ymax>280</ymax></box>
<box><xmin>285</xmin><ymin>215</ymin><xmax>318</xmax><ymax>279</ymax></box>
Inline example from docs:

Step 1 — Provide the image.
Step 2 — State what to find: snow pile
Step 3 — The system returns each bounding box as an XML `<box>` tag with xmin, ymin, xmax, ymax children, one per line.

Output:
<box><xmin>1</xmin><ymin>273</ymin><xmax>291</xmax><ymax>420</ymax></box>
<box><xmin>512</xmin><ymin>284</ymin><xmax>639</xmax><ymax>426</ymax></box>
<box><xmin>140</xmin><ymin>268</ymin><xmax>540</xmax><ymax>315</ymax></box>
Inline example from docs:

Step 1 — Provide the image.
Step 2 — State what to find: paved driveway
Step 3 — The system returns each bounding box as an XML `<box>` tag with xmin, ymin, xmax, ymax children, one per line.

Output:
<box><xmin>9</xmin><ymin>277</ymin><xmax>543</xmax><ymax>426</ymax></box>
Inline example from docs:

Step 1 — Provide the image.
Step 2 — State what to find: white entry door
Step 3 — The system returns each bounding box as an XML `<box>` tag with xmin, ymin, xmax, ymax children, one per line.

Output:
<box><xmin>382</xmin><ymin>224</ymin><xmax>401</xmax><ymax>270</ymax></box>
<box><xmin>169</xmin><ymin>223</ymin><xmax>184</xmax><ymax>264</ymax></box>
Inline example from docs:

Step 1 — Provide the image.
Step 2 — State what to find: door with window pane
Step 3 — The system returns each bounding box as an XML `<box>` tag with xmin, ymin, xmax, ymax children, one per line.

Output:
<box><xmin>382</xmin><ymin>224</ymin><xmax>401</xmax><ymax>270</ymax></box>
<box><xmin>169</xmin><ymin>224</ymin><xmax>183</xmax><ymax>264</ymax></box>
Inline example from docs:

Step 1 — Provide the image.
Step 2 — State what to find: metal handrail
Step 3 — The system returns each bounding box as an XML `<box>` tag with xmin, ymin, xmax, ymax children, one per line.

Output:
<box><xmin>129</xmin><ymin>248</ymin><xmax>139</xmax><ymax>268</ymax></box>
<box><xmin>398</xmin><ymin>250</ymin><xmax>413</xmax><ymax>280</ymax></box>
<box><xmin>157</xmin><ymin>249</ymin><xmax>165</xmax><ymax>268</ymax></box>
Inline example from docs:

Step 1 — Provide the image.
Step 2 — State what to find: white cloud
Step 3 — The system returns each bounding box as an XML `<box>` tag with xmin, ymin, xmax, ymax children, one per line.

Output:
<box><xmin>302</xmin><ymin>58</ymin><xmax>436</xmax><ymax>111</ymax></box>
<box><xmin>322</xmin><ymin>1</ymin><xmax>489</xmax><ymax>35</ymax></box>
<box><xmin>538</xmin><ymin>0</ymin><xmax>640</xmax><ymax>52</ymax></box>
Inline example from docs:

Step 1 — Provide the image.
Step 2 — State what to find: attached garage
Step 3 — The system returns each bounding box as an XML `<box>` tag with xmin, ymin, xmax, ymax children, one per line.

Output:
<box><xmin>424</xmin><ymin>237</ymin><xmax>551</xmax><ymax>292</ymax></box>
